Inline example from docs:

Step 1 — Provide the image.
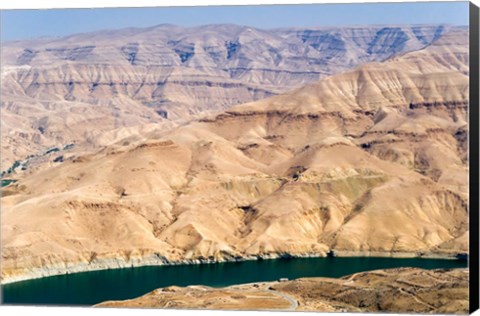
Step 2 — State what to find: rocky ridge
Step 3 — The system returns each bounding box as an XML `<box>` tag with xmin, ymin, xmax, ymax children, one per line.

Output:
<box><xmin>0</xmin><ymin>27</ymin><xmax>469</xmax><ymax>283</ymax></box>
<box><xmin>1</xmin><ymin>24</ymin><xmax>466</xmax><ymax>167</ymax></box>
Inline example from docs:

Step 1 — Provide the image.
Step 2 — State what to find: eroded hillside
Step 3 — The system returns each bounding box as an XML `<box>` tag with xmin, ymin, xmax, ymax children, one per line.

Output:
<box><xmin>0</xmin><ymin>27</ymin><xmax>469</xmax><ymax>283</ymax></box>
<box><xmin>1</xmin><ymin>24</ymin><xmax>465</xmax><ymax>167</ymax></box>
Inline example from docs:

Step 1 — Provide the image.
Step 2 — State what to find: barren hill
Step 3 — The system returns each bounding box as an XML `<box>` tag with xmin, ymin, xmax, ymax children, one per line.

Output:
<box><xmin>0</xmin><ymin>27</ymin><xmax>469</xmax><ymax>283</ymax></box>
<box><xmin>1</xmin><ymin>24</ymin><xmax>465</xmax><ymax>167</ymax></box>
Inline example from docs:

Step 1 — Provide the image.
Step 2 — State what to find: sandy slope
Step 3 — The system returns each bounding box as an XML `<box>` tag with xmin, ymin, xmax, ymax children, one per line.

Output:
<box><xmin>0</xmin><ymin>28</ymin><xmax>469</xmax><ymax>283</ymax></box>
<box><xmin>1</xmin><ymin>24</ymin><xmax>464</xmax><ymax>166</ymax></box>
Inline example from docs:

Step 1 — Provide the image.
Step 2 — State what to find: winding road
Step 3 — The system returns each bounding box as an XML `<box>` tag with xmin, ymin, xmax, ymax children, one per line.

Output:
<box><xmin>267</xmin><ymin>289</ymin><xmax>298</xmax><ymax>310</ymax></box>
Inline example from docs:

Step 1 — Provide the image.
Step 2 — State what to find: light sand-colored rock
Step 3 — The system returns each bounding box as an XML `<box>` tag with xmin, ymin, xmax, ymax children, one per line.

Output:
<box><xmin>1</xmin><ymin>24</ymin><xmax>465</xmax><ymax>167</ymax></box>
<box><xmin>1</xmin><ymin>27</ymin><xmax>469</xmax><ymax>283</ymax></box>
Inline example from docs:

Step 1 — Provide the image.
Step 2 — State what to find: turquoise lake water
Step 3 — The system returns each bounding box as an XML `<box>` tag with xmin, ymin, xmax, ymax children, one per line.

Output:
<box><xmin>1</xmin><ymin>256</ymin><xmax>467</xmax><ymax>306</ymax></box>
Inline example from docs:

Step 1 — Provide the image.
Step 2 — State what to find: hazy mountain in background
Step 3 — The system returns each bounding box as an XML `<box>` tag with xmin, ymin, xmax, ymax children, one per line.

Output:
<box><xmin>1</xmin><ymin>24</ymin><xmax>465</xmax><ymax>167</ymax></box>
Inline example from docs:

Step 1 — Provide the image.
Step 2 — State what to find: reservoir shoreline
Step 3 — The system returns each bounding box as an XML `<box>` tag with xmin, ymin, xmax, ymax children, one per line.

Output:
<box><xmin>2</xmin><ymin>255</ymin><xmax>467</xmax><ymax>306</ymax></box>
<box><xmin>1</xmin><ymin>250</ymin><xmax>464</xmax><ymax>285</ymax></box>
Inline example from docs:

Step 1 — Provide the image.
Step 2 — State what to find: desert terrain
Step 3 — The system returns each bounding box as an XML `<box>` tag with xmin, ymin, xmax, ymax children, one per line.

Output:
<box><xmin>0</xmin><ymin>24</ymin><xmax>469</xmax><ymax>284</ymax></box>
<box><xmin>1</xmin><ymin>24</ymin><xmax>465</xmax><ymax>167</ymax></box>
<box><xmin>96</xmin><ymin>267</ymin><xmax>469</xmax><ymax>314</ymax></box>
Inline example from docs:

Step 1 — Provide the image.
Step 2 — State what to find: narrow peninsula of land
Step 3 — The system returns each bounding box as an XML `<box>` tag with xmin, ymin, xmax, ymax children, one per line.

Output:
<box><xmin>96</xmin><ymin>267</ymin><xmax>469</xmax><ymax>314</ymax></box>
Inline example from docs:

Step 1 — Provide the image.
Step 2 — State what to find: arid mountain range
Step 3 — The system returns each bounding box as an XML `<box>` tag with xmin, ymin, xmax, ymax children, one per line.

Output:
<box><xmin>0</xmin><ymin>24</ymin><xmax>469</xmax><ymax>283</ymax></box>
<box><xmin>1</xmin><ymin>24</ymin><xmax>466</xmax><ymax>168</ymax></box>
